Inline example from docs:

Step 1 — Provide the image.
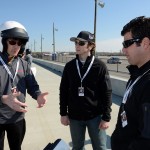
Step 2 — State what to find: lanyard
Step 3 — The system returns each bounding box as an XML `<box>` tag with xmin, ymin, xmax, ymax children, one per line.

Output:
<box><xmin>0</xmin><ymin>56</ymin><xmax>19</xmax><ymax>82</ymax></box>
<box><xmin>76</xmin><ymin>56</ymin><xmax>95</xmax><ymax>86</ymax></box>
<box><xmin>122</xmin><ymin>68</ymin><xmax>150</xmax><ymax>104</ymax></box>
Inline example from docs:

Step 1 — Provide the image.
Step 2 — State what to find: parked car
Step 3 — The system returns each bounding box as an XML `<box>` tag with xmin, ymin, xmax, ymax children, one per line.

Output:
<box><xmin>107</xmin><ymin>57</ymin><xmax>122</xmax><ymax>64</ymax></box>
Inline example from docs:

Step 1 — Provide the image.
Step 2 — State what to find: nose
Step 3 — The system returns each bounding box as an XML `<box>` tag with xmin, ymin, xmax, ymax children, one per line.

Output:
<box><xmin>122</xmin><ymin>47</ymin><xmax>126</xmax><ymax>55</ymax></box>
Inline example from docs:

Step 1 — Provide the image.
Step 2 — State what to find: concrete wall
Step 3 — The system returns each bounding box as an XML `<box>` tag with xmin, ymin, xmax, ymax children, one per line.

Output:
<box><xmin>33</xmin><ymin>58</ymin><xmax>127</xmax><ymax>97</ymax></box>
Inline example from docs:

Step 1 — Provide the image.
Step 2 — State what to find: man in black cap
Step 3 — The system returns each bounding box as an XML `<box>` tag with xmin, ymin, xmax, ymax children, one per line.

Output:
<box><xmin>59</xmin><ymin>31</ymin><xmax>112</xmax><ymax>150</ymax></box>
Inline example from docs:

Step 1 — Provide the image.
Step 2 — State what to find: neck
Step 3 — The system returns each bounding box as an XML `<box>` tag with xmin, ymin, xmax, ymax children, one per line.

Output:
<box><xmin>79</xmin><ymin>53</ymin><xmax>91</xmax><ymax>61</ymax></box>
<box><xmin>8</xmin><ymin>56</ymin><xmax>15</xmax><ymax>63</ymax></box>
<box><xmin>137</xmin><ymin>54</ymin><xmax>150</xmax><ymax>68</ymax></box>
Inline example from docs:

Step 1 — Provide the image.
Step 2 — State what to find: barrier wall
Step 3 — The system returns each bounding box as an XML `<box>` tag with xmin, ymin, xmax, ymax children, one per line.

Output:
<box><xmin>33</xmin><ymin>58</ymin><xmax>127</xmax><ymax>97</ymax></box>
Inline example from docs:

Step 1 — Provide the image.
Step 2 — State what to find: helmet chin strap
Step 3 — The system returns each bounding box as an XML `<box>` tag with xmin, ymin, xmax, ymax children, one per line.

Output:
<box><xmin>3</xmin><ymin>51</ymin><xmax>15</xmax><ymax>64</ymax></box>
<box><xmin>8</xmin><ymin>56</ymin><xmax>15</xmax><ymax>64</ymax></box>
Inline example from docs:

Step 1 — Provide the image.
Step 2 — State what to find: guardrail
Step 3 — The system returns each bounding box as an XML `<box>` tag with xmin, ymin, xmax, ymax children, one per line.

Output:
<box><xmin>33</xmin><ymin>58</ymin><xmax>128</xmax><ymax>98</ymax></box>
<box><xmin>33</xmin><ymin>54</ymin><xmax>129</xmax><ymax>74</ymax></box>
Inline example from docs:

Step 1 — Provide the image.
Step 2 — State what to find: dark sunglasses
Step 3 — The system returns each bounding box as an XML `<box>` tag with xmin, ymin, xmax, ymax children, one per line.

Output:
<box><xmin>75</xmin><ymin>41</ymin><xmax>87</xmax><ymax>46</ymax></box>
<box><xmin>122</xmin><ymin>38</ymin><xmax>141</xmax><ymax>48</ymax></box>
<box><xmin>8</xmin><ymin>40</ymin><xmax>23</xmax><ymax>46</ymax></box>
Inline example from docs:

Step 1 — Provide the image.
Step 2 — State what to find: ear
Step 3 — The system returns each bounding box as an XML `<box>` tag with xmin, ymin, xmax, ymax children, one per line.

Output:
<box><xmin>142</xmin><ymin>37</ymin><xmax>150</xmax><ymax>49</ymax></box>
<box><xmin>88</xmin><ymin>43</ymin><xmax>95</xmax><ymax>51</ymax></box>
<box><xmin>88</xmin><ymin>45</ymin><xmax>93</xmax><ymax>50</ymax></box>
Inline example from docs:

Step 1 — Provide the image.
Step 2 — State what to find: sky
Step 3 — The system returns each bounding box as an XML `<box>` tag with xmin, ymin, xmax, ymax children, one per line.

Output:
<box><xmin>0</xmin><ymin>0</ymin><xmax>150</xmax><ymax>53</ymax></box>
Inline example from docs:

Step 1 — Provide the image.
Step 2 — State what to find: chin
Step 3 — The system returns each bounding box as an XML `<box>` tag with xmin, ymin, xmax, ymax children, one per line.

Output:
<box><xmin>76</xmin><ymin>52</ymin><xmax>80</xmax><ymax>55</ymax></box>
<box><xmin>10</xmin><ymin>54</ymin><xmax>17</xmax><ymax>57</ymax></box>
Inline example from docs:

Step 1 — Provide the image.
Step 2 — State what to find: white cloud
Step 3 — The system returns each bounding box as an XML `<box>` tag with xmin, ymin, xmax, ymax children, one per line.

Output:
<box><xmin>96</xmin><ymin>37</ymin><xmax>123</xmax><ymax>52</ymax></box>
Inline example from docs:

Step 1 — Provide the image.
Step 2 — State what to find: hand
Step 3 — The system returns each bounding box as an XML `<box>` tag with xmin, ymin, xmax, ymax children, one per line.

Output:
<box><xmin>37</xmin><ymin>92</ymin><xmax>48</xmax><ymax>108</ymax></box>
<box><xmin>99</xmin><ymin>120</ymin><xmax>110</xmax><ymax>130</ymax></box>
<box><xmin>61</xmin><ymin>116</ymin><xmax>70</xmax><ymax>126</ymax></box>
<box><xmin>2</xmin><ymin>92</ymin><xmax>27</xmax><ymax>112</ymax></box>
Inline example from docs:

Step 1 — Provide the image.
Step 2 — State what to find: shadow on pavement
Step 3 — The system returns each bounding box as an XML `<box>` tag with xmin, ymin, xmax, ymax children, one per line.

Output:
<box><xmin>112</xmin><ymin>94</ymin><xmax>122</xmax><ymax>106</ymax></box>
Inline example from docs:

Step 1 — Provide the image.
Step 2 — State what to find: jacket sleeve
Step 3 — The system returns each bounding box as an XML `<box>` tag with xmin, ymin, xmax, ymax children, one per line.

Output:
<box><xmin>59</xmin><ymin>64</ymin><xmax>69</xmax><ymax>116</ymax></box>
<box><xmin>25</xmin><ymin>63</ymin><xmax>41</xmax><ymax>100</ymax></box>
<box><xmin>0</xmin><ymin>76</ymin><xmax>1</xmax><ymax>105</ymax></box>
<box><xmin>128</xmin><ymin>84</ymin><xmax>150</xmax><ymax>150</ymax></box>
<box><xmin>99</xmin><ymin>64</ymin><xmax>112</xmax><ymax>122</ymax></box>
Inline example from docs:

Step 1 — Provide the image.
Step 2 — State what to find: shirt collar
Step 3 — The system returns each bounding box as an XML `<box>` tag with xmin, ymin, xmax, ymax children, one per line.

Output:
<box><xmin>127</xmin><ymin>60</ymin><xmax>150</xmax><ymax>78</ymax></box>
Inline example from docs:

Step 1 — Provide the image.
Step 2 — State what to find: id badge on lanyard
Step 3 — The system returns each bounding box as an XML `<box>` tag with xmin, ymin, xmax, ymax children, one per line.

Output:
<box><xmin>76</xmin><ymin>56</ymin><xmax>95</xmax><ymax>97</ymax></box>
<box><xmin>121</xmin><ymin>110</ymin><xmax>128</xmax><ymax>127</ymax></box>
<box><xmin>78</xmin><ymin>86</ymin><xmax>84</xmax><ymax>96</ymax></box>
<box><xmin>121</xmin><ymin>68</ymin><xmax>150</xmax><ymax>128</ymax></box>
<box><xmin>0</xmin><ymin>56</ymin><xmax>19</xmax><ymax>93</ymax></box>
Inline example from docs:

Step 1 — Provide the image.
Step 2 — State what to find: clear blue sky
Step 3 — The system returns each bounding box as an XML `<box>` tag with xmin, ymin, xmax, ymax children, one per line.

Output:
<box><xmin>0</xmin><ymin>0</ymin><xmax>150</xmax><ymax>53</ymax></box>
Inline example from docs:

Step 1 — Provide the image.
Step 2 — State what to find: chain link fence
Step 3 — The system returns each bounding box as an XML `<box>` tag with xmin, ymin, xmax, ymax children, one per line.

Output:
<box><xmin>33</xmin><ymin>53</ymin><xmax>130</xmax><ymax>76</ymax></box>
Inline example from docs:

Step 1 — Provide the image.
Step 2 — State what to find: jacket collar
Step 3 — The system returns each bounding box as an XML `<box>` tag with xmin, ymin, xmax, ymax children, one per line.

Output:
<box><xmin>127</xmin><ymin>60</ymin><xmax>150</xmax><ymax>78</ymax></box>
<box><xmin>0</xmin><ymin>51</ymin><xmax>17</xmax><ymax>64</ymax></box>
<box><xmin>76</xmin><ymin>54</ymin><xmax>93</xmax><ymax>64</ymax></box>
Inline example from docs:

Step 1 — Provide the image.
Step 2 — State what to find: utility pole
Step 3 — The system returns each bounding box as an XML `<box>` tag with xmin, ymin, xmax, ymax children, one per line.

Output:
<box><xmin>93</xmin><ymin>0</ymin><xmax>105</xmax><ymax>55</ymax></box>
<box><xmin>53</xmin><ymin>22</ymin><xmax>55</xmax><ymax>53</ymax></box>
<box><xmin>41</xmin><ymin>34</ymin><xmax>44</xmax><ymax>53</ymax></box>
<box><xmin>34</xmin><ymin>40</ymin><xmax>36</xmax><ymax>52</ymax></box>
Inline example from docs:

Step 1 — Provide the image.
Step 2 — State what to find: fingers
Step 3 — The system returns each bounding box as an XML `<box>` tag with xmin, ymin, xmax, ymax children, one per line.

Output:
<box><xmin>37</xmin><ymin>100</ymin><xmax>46</xmax><ymax>108</ymax></box>
<box><xmin>37</xmin><ymin>103</ymin><xmax>45</xmax><ymax>108</ymax></box>
<box><xmin>99</xmin><ymin>121</ymin><xmax>110</xmax><ymax>130</ymax></box>
<box><xmin>11</xmin><ymin>99</ymin><xmax>27</xmax><ymax>112</ymax></box>
<box><xmin>2</xmin><ymin>92</ymin><xmax>28</xmax><ymax>112</ymax></box>
<box><xmin>42</xmin><ymin>92</ymin><xmax>49</xmax><ymax>97</ymax></box>
<box><xmin>15</xmin><ymin>100</ymin><xmax>28</xmax><ymax>108</ymax></box>
<box><xmin>14</xmin><ymin>106</ymin><xmax>27</xmax><ymax>113</ymax></box>
<box><xmin>99</xmin><ymin>124</ymin><xmax>109</xmax><ymax>130</ymax></box>
<box><xmin>61</xmin><ymin>116</ymin><xmax>70</xmax><ymax>126</ymax></box>
<box><xmin>12</xmin><ymin>91</ymin><xmax>21</xmax><ymax>97</ymax></box>
<box><xmin>36</xmin><ymin>92</ymin><xmax>48</xmax><ymax>108</ymax></box>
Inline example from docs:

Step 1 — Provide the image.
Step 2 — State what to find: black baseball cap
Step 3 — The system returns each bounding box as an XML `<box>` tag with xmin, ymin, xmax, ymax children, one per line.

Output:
<box><xmin>70</xmin><ymin>31</ymin><xmax>95</xmax><ymax>43</ymax></box>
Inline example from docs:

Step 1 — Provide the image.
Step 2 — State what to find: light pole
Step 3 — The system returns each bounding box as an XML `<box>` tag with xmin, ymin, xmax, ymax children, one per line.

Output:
<box><xmin>41</xmin><ymin>34</ymin><xmax>44</xmax><ymax>54</ymax></box>
<box><xmin>52</xmin><ymin>22</ymin><xmax>58</xmax><ymax>54</ymax></box>
<box><xmin>94</xmin><ymin>0</ymin><xmax>105</xmax><ymax>55</ymax></box>
<box><xmin>34</xmin><ymin>40</ymin><xmax>36</xmax><ymax>52</ymax></box>
<box><xmin>30</xmin><ymin>43</ymin><xmax>32</xmax><ymax>51</ymax></box>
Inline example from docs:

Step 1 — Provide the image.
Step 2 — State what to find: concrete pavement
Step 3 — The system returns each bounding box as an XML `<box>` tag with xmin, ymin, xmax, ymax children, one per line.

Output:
<box><xmin>4</xmin><ymin>63</ymin><xmax>122</xmax><ymax>150</ymax></box>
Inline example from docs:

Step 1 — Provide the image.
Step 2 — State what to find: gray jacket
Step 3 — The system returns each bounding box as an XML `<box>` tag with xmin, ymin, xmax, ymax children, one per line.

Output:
<box><xmin>0</xmin><ymin>52</ymin><xmax>41</xmax><ymax>124</ymax></box>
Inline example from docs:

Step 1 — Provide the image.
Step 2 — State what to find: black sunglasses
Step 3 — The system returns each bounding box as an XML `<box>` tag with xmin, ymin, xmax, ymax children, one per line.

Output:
<box><xmin>8</xmin><ymin>40</ymin><xmax>23</xmax><ymax>46</ymax></box>
<box><xmin>122</xmin><ymin>38</ymin><xmax>141</xmax><ymax>48</ymax></box>
<box><xmin>75</xmin><ymin>41</ymin><xmax>87</xmax><ymax>46</ymax></box>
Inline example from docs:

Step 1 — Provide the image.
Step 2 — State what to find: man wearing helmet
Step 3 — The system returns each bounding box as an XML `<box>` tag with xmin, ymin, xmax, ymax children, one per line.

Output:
<box><xmin>24</xmin><ymin>48</ymin><xmax>33</xmax><ymax>66</ymax></box>
<box><xmin>0</xmin><ymin>21</ymin><xmax>48</xmax><ymax>150</ymax></box>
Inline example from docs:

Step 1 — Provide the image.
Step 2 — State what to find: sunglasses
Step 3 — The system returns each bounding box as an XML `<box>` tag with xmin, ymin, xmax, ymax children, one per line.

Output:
<box><xmin>8</xmin><ymin>40</ymin><xmax>23</xmax><ymax>46</ymax></box>
<box><xmin>75</xmin><ymin>41</ymin><xmax>87</xmax><ymax>46</ymax></box>
<box><xmin>122</xmin><ymin>38</ymin><xmax>141</xmax><ymax>48</ymax></box>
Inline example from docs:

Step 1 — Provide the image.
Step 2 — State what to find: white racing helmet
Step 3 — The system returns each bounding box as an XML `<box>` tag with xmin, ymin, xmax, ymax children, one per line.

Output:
<box><xmin>0</xmin><ymin>21</ymin><xmax>29</xmax><ymax>55</ymax></box>
<box><xmin>0</xmin><ymin>21</ymin><xmax>29</xmax><ymax>41</ymax></box>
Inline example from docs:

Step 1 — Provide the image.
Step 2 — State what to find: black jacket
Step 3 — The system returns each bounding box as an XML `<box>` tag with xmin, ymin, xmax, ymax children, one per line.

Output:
<box><xmin>59</xmin><ymin>55</ymin><xmax>112</xmax><ymax>121</ymax></box>
<box><xmin>111</xmin><ymin>61</ymin><xmax>150</xmax><ymax>150</ymax></box>
<box><xmin>0</xmin><ymin>52</ymin><xmax>41</xmax><ymax>124</ymax></box>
